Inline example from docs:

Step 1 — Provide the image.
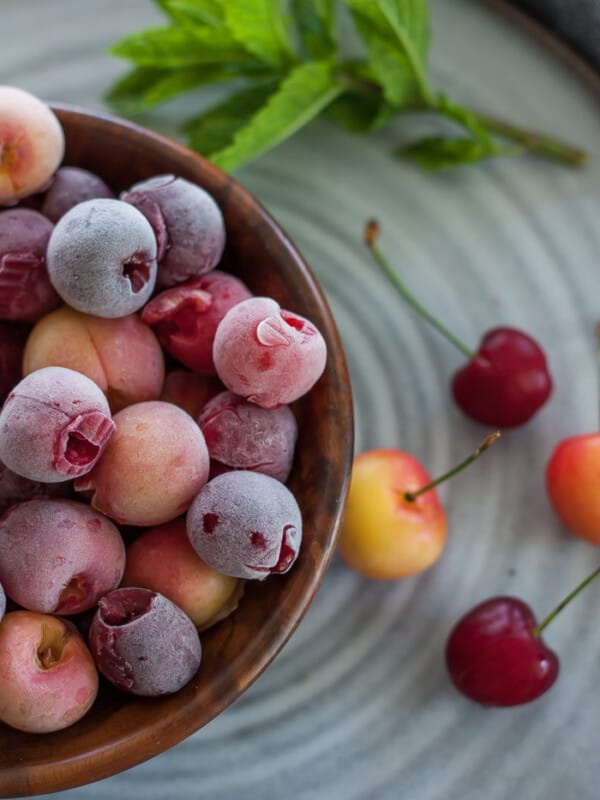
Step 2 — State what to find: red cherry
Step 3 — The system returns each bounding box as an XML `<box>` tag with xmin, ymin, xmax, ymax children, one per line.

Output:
<box><xmin>452</xmin><ymin>327</ymin><xmax>553</xmax><ymax>428</ymax></box>
<box><xmin>364</xmin><ymin>222</ymin><xmax>553</xmax><ymax>429</ymax></box>
<box><xmin>445</xmin><ymin>597</ymin><xmax>559</xmax><ymax>706</ymax></box>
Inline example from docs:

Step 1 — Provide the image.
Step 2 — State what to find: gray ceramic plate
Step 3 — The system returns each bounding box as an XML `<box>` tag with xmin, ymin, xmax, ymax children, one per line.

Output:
<box><xmin>2</xmin><ymin>0</ymin><xmax>600</xmax><ymax>798</ymax></box>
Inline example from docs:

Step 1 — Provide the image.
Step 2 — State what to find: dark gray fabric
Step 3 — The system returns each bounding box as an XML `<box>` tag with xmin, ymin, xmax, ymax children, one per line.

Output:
<box><xmin>510</xmin><ymin>0</ymin><xmax>600</xmax><ymax>69</ymax></box>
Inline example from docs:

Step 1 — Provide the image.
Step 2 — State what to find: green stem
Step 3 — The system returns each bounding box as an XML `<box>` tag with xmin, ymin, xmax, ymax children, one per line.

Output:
<box><xmin>404</xmin><ymin>432</ymin><xmax>500</xmax><ymax>502</ymax></box>
<box><xmin>534</xmin><ymin>566</ymin><xmax>600</xmax><ymax>637</ymax></box>
<box><xmin>471</xmin><ymin>111</ymin><xmax>588</xmax><ymax>167</ymax></box>
<box><xmin>337</xmin><ymin>70</ymin><xmax>587</xmax><ymax>167</ymax></box>
<box><xmin>364</xmin><ymin>220</ymin><xmax>474</xmax><ymax>359</ymax></box>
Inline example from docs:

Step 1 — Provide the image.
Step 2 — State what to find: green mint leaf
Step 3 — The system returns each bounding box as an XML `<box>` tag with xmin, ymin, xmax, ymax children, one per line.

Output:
<box><xmin>111</xmin><ymin>25</ymin><xmax>247</xmax><ymax>68</ymax></box>
<box><xmin>106</xmin><ymin>65</ymin><xmax>233</xmax><ymax>116</ymax></box>
<box><xmin>397</xmin><ymin>136</ymin><xmax>500</xmax><ymax>170</ymax></box>
<box><xmin>292</xmin><ymin>0</ymin><xmax>337</xmax><ymax>60</ymax></box>
<box><xmin>343</xmin><ymin>0</ymin><xmax>433</xmax><ymax>106</ymax></box>
<box><xmin>162</xmin><ymin>0</ymin><xmax>224</xmax><ymax>26</ymax></box>
<box><xmin>224</xmin><ymin>0</ymin><xmax>296</xmax><ymax>70</ymax></box>
<box><xmin>210</xmin><ymin>60</ymin><xmax>344</xmax><ymax>172</ymax></box>
<box><xmin>182</xmin><ymin>80</ymin><xmax>281</xmax><ymax>156</ymax></box>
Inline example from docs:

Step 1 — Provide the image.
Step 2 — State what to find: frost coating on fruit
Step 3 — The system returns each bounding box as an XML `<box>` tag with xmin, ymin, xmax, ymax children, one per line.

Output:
<box><xmin>75</xmin><ymin>400</ymin><xmax>209</xmax><ymax>526</ymax></box>
<box><xmin>199</xmin><ymin>390</ymin><xmax>297</xmax><ymax>482</ymax></box>
<box><xmin>0</xmin><ymin>498</ymin><xmax>125</xmax><ymax>614</ymax></box>
<box><xmin>0</xmin><ymin>610</ymin><xmax>98</xmax><ymax>733</ymax></box>
<box><xmin>141</xmin><ymin>270</ymin><xmax>252</xmax><ymax>374</ymax></box>
<box><xmin>187</xmin><ymin>470</ymin><xmax>303</xmax><ymax>580</ymax></box>
<box><xmin>213</xmin><ymin>296</ymin><xmax>327</xmax><ymax>408</ymax></box>
<box><xmin>88</xmin><ymin>587</ymin><xmax>202</xmax><ymax>696</ymax></box>
<box><xmin>0</xmin><ymin>582</ymin><xmax>5</xmax><ymax>622</ymax></box>
<box><xmin>0</xmin><ymin>365</ymin><xmax>115</xmax><ymax>482</ymax></box>
<box><xmin>0</xmin><ymin>86</ymin><xmax>65</xmax><ymax>206</ymax></box>
<box><xmin>0</xmin><ymin>207</ymin><xmax>59</xmax><ymax>321</ymax></box>
<box><xmin>122</xmin><ymin>174</ymin><xmax>225</xmax><ymax>288</ymax></box>
<box><xmin>46</xmin><ymin>198</ymin><xmax>157</xmax><ymax>318</ymax></box>
<box><xmin>41</xmin><ymin>166</ymin><xmax>114</xmax><ymax>222</ymax></box>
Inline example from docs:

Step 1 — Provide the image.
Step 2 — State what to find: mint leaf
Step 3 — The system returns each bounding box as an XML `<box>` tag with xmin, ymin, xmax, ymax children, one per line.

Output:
<box><xmin>343</xmin><ymin>0</ymin><xmax>432</xmax><ymax>106</ymax></box>
<box><xmin>210</xmin><ymin>60</ymin><xmax>344</xmax><ymax>172</ymax></box>
<box><xmin>162</xmin><ymin>0</ymin><xmax>224</xmax><ymax>26</ymax></box>
<box><xmin>397</xmin><ymin>136</ymin><xmax>499</xmax><ymax>170</ymax></box>
<box><xmin>111</xmin><ymin>25</ymin><xmax>247</xmax><ymax>68</ymax></box>
<box><xmin>106</xmin><ymin>65</ymin><xmax>233</xmax><ymax>115</ymax></box>
<box><xmin>224</xmin><ymin>0</ymin><xmax>296</xmax><ymax>70</ymax></box>
<box><xmin>292</xmin><ymin>0</ymin><xmax>337</xmax><ymax>60</ymax></box>
<box><xmin>182</xmin><ymin>80</ymin><xmax>280</xmax><ymax>156</ymax></box>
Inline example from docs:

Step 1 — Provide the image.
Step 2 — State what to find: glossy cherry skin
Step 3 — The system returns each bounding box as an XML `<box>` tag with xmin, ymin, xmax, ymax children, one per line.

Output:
<box><xmin>452</xmin><ymin>327</ymin><xmax>552</xmax><ymax>428</ymax></box>
<box><xmin>338</xmin><ymin>449</ymin><xmax>447</xmax><ymax>580</ymax></box>
<box><xmin>445</xmin><ymin>596</ymin><xmax>559</xmax><ymax>706</ymax></box>
<box><xmin>546</xmin><ymin>434</ymin><xmax>600</xmax><ymax>544</ymax></box>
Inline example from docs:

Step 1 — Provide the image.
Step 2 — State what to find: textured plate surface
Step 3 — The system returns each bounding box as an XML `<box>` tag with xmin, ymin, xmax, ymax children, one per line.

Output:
<box><xmin>3</xmin><ymin>0</ymin><xmax>600</xmax><ymax>798</ymax></box>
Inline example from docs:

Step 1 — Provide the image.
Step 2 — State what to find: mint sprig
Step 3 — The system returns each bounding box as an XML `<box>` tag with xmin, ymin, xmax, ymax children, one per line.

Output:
<box><xmin>107</xmin><ymin>0</ymin><xmax>587</xmax><ymax>172</ymax></box>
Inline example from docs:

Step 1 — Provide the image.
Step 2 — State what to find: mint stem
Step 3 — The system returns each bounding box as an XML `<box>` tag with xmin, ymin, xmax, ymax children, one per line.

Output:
<box><xmin>470</xmin><ymin>111</ymin><xmax>588</xmax><ymax>167</ymax></box>
<box><xmin>534</xmin><ymin>565</ymin><xmax>600</xmax><ymax>637</ymax></box>
<box><xmin>364</xmin><ymin>220</ymin><xmax>474</xmax><ymax>359</ymax></box>
<box><xmin>337</xmin><ymin>71</ymin><xmax>587</xmax><ymax>168</ymax></box>
<box><xmin>404</xmin><ymin>432</ymin><xmax>500</xmax><ymax>502</ymax></box>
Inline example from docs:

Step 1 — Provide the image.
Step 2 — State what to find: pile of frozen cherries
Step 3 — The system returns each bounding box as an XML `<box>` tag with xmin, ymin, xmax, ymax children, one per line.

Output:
<box><xmin>0</xmin><ymin>87</ymin><xmax>327</xmax><ymax>733</ymax></box>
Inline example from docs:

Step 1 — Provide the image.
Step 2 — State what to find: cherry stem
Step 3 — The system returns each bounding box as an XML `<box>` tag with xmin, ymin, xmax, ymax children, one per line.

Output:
<box><xmin>404</xmin><ymin>432</ymin><xmax>500</xmax><ymax>503</ymax></box>
<box><xmin>364</xmin><ymin>220</ymin><xmax>475</xmax><ymax>360</ymax></box>
<box><xmin>533</xmin><ymin>565</ymin><xmax>600</xmax><ymax>637</ymax></box>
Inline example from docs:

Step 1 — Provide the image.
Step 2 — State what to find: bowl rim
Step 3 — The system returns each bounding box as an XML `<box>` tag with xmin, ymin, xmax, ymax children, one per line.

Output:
<box><xmin>0</xmin><ymin>103</ymin><xmax>354</xmax><ymax>797</ymax></box>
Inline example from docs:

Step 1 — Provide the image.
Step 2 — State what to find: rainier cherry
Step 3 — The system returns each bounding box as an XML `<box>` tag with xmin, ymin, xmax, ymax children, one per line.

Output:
<box><xmin>446</xmin><ymin>566</ymin><xmax>600</xmax><ymax>706</ymax></box>
<box><xmin>545</xmin><ymin>325</ymin><xmax>600</xmax><ymax>544</ymax></box>
<box><xmin>338</xmin><ymin>432</ymin><xmax>499</xmax><ymax>579</ymax></box>
<box><xmin>364</xmin><ymin>221</ymin><xmax>552</xmax><ymax>428</ymax></box>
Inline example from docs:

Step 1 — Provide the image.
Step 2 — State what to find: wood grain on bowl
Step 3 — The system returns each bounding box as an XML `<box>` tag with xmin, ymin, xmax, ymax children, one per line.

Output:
<box><xmin>0</xmin><ymin>106</ymin><xmax>353</xmax><ymax>798</ymax></box>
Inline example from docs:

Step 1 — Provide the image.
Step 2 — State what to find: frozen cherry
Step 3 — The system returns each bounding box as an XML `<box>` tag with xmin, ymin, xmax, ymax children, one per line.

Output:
<box><xmin>445</xmin><ymin>597</ymin><xmax>558</xmax><ymax>706</ymax></box>
<box><xmin>46</xmin><ymin>198</ymin><xmax>157</xmax><ymax>318</ymax></box>
<box><xmin>0</xmin><ymin>366</ymin><xmax>115</xmax><ymax>483</ymax></box>
<box><xmin>187</xmin><ymin>470</ymin><xmax>302</xmax><ymax>580</ymax></box>
<box><xmin>121</xmin><ymin>174</ymin><xmax>225</xmax><ymax>288</ymax></box>
<box><xmin>213</xmin><ymin>296</ymin><xmax>327</xmax><ymax>408</ymax></box>
<box><xmin>198</xmin><ymin>390</ymin><xmax>298</xmax><ymax>482</ymax></box>
<box><xmin>365</xmin><ymin>221</ymin><xmax>552</xmax><ymax>428</ymax></box>
<box><xmin>0</xmin><ymin>207</ymin><xmax>59</xmax><ymax>322</ymax></box>
<box><xmin>41</xmin><ymin>166</ymin><xmax>114</xmax><ymax>222</ymax></box>
<box><xmin>141</xmin><ymin>270</ymin><xmax>252</xmax><ymax>375</ymax></box>
<box><xmin>88</xmin><ymin>587</ymin><xmax>201</xmax><ymax>696</ymax></box>
<box><xmin>0</xmin><ymin>497</ymin><xmax>125</xmax><ymax>615</ymax></box>
<box><xmin>0</xmin><ymin>581</ymin><xmax>5</xmax><ymax>622</ymax></box>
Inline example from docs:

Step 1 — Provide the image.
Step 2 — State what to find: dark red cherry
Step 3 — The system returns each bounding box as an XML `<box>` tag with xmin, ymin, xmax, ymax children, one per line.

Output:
<box><xmin>445</xmin><ymin>596</ymin><xmax>559</xmax><ymax>707</ymax></box>
<box><xmin>451</xmin><ymin>327</ymin><xmax>552</xmax><ymax>428</ymax></box>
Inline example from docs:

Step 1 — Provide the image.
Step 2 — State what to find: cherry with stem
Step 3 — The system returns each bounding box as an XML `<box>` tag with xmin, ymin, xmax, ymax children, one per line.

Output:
<box><xmin>446</xmin><ymin>564</ymin><xmax>600</xmax><ymax>706</ymax></box>
<box><xmin>364</xmin><ymin>220</ymin><xmax>553</xmax><ymax>428</ymax></box>
<box><xmin>338</xmin><ymin>431</ymin><xmax>500</xmax><ymax>580</ymax></box>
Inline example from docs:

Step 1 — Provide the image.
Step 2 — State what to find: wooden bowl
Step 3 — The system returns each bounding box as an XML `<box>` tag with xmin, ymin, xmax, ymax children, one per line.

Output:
<box><xmin>0</xmin><ymin>105</ymin><xmax>353</xmax><ymax>797</ymax></box>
